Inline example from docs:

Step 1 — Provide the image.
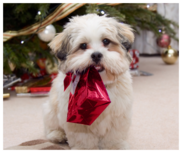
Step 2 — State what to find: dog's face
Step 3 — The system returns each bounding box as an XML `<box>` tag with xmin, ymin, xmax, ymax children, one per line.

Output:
<box><xmin>49</xmin><ymin>14</ymin><xmax>134</xmax><ymax>84</ymax></box>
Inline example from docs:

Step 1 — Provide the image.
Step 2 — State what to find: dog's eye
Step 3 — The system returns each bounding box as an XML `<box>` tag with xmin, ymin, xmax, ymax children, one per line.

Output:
<box><xmin>80</xmin><ymin>43</ymin><xmax>87</xmax><ymax>50</ymax></box>
<box><xmin>103</xmin><ymin>38</ymin><xmax>110</xmax><ymax>46</ymax></box>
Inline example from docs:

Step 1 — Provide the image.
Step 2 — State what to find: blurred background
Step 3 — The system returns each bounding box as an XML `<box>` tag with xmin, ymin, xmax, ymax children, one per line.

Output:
<box><xmin>3</xmin><ymin>3</ymin><xmax>179</xmax><ymax>94</ymax></box>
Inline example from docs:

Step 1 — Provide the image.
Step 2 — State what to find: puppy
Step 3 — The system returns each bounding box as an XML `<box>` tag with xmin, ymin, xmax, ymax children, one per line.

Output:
<box><xmin>43</xmin><ymin>14</ymin><xmax>134</xmax><ymax>150</ymax></box>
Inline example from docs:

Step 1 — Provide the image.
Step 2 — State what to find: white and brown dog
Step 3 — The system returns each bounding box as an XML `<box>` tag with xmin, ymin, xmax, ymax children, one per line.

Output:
<box><xmin>43</xmin><ymin>14</ymin><xmax>134</xmax><ymax>150</ymax></box>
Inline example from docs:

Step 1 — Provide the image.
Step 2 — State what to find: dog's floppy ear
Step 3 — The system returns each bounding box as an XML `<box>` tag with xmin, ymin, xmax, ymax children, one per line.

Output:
<box><xmin>48</xmin><ymin>33</ymin><xmax>63</xmax><ymax>53</ymax></box>
<box><xmin>116</xmin><ymin>23</ymin><xmax>135</xmax><ymax>51</ymax></box>
<box><xmin>48</xmin><ymin>32</ymin><xmax>71</xmax><ymax>61</ymax></box>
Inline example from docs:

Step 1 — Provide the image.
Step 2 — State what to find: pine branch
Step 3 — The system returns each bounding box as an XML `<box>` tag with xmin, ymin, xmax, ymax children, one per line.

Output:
<box><xmin>35</xmin><ymin>4</ymin><xmax>50</xmax><ymax>21</ymax></box>
<box><xmin>98</xmin><ymin>5</ymin><xmax>125</xmax><ymax>21</ymax></box>
<box><xmin>3</xmin><ymin>35</ymin><xmax>55</xmax><ymax>74</ymax></box>
<box><xmin>86</xmin><ymin>4</ymin><xmax>99</xmax><ymax>14</ymax></box>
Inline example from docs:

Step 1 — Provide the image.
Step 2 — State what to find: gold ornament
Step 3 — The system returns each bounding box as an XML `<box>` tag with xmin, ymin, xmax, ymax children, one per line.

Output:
<box><xmin>3</xmin><ymin>93</ymin><xmax>10</xmax><ymax>99</ymax></box>
<box><xmin>161</xmin><ymin>46</ymin><xmax>178</xmax><ymax>64</ymax></box>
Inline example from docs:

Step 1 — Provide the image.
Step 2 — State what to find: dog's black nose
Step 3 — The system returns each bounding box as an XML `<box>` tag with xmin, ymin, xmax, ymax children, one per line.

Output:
<box><xmin>91</xmin><ymin>52</ymin><xmax>103</xmax><ymax>63</ymax></box>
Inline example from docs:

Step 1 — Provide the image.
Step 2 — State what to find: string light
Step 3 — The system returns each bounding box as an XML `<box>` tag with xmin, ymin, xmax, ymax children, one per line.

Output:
<box><xmin>37</xmin><ymin>11</ymin><xmax>41</xmax><ymax>15</ymax></box>
<box><xmin>159</xmin><ymin>29</ymin><xmax>162</xmax><ymax>33</ymax></box>
<box><xmin>147</xmin><ymin>4</ymin><xmax>150</xmax><ymax>8</ymax></box>
<box><xmin>20</xmin><ymin>11</ymin><xmax>43</xmax><ymax>45</ymax></box>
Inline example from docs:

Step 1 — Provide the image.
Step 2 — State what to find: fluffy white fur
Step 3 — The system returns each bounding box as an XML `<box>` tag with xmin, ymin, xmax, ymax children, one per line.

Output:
<box><xmin>43</xmin><ymin>14</ymin><xmax>134</xmax><ymax>150</ymax></box>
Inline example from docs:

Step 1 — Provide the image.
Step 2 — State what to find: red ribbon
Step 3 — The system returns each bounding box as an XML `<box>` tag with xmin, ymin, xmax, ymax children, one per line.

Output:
<box><xmin>64</xmin><ymin>72</ymin><xmax>72</xmax><ymax>91</ymax></box>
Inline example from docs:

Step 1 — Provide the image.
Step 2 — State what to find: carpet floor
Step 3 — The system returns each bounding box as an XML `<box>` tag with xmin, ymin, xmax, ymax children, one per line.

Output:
<box><xmin>3</xmin><ymin>56</ymin><xmax>179</xmax><ymax>150</ymax></box>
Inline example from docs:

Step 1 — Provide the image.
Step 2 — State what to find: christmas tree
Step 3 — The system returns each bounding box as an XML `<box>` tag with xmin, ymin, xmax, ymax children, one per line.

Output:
<box><xmin>3</xmin><ymin>3</ymin><xmax>178</xmax><ymax>76</ymax></box>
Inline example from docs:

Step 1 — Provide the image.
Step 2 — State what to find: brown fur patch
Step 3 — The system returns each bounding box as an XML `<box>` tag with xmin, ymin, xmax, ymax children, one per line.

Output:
<box><xmin>20</xmin><ymin>139</ymin><xmax>48</xmax><ymax>146</ymax></box>
<box><xmin>117</xmin><ymin>23</ymin><xmax>134</xmax><ymax>43</ymax></box>
<box><xmin>67</xmin><ymin>49</ymin><xmax>83</xmax><ymax>59</ymax></box>
<box><xmin>108</xmin><ymin>43</ymin><xmax>132</xmax><ymax>64</ymax></box>
<box><xmin>108</xmin><ymin>43</ymin><xmax>123</xmax><ymax>55</ymax></box>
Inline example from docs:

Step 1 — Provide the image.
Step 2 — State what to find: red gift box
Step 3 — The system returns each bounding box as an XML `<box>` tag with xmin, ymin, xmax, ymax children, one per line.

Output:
<box><xmin>30</xmin><ymin>87</ymin><xmax>51</xmax><ymax>93</ymax></box>
<box><xmin>64</xmin><ymin>66</ymin><xmax>111</xmax><ymax>125</ymax></box>
<box><xmin>129</xmin><ymin>49</ymin><xmax>139</xmax><ymax>69</ymax></box>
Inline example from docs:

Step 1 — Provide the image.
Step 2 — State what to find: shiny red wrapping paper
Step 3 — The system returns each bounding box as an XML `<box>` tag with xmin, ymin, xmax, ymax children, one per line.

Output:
<box><xmin>64</xmin><ymin>66</ymin><xmax>111</xmax><ymax>125</ymax></box>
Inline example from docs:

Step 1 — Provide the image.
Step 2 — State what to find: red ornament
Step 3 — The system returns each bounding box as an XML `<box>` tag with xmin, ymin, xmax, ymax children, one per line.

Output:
<box><xmin>64</xmin><ymin>66</ymin><xmax>111</xmax><ymax>125</ymax></box>
<box><xmin>36</xmin><ymin>58</ymin><xmax>46</xmax><ymax>69</ymax></box>
<box><xmin>128</xmin><ymin>49</ymin><xmax>139</xmax><ymax>69</ymax></box>
<box><xmin>157</xmin><ymin>34</ymin><xmax>171</xmax><ymax>48</ymax></box>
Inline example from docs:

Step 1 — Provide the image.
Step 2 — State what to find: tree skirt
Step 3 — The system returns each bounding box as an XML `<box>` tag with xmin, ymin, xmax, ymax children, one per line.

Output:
<box><xmin>5</xmin><ymin>139</ymin><xmax>70</xmax><ymax>150</ymax></box>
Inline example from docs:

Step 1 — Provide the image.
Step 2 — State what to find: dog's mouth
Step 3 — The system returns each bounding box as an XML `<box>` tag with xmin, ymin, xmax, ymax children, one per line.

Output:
<box><xmin>94</xmin><ymin>64</ymin><xmax>105</xmax><ymax>72</ymax></box>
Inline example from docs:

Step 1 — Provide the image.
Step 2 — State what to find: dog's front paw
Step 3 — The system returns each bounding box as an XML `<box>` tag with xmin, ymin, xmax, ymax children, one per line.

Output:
<box><xmin>46</xmin><ymin>130</ymin><xmax>67</xmax><ymax>143</ymax></box>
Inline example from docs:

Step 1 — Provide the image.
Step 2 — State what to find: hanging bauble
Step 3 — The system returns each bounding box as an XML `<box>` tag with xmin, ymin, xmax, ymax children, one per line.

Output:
<box><xmin>38</xmin><ymin>25</ymin><xmax>56</xmax><ymax>42</ymax></box>
<box><xmin>156</xmin><ymin>31</ymin><xmax>171</xmax><ymax>48</ymax></box>
<box><xmin>161</xmin><ymin>45</ymin><xmax>178</xmax><ymax>64</ymax></box>
<box><xmin>157</xmin><ymin>33</ymin><xmax>171</xmax><ymax>48</ymax></box>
